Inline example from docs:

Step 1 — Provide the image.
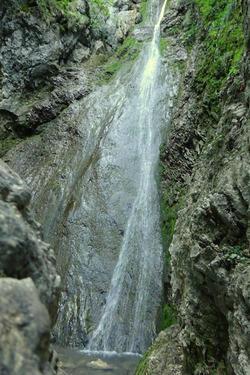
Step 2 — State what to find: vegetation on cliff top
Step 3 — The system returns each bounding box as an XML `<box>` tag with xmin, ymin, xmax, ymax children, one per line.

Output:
<box><xmin>194</xmin><ymin>0</ymin><xmax>245</xmax><ymax>112</ymax></box>
<box><xmin>20</xmin><ymin>0</ymin><xmax>112</xmax><ymax>29</ymax></box>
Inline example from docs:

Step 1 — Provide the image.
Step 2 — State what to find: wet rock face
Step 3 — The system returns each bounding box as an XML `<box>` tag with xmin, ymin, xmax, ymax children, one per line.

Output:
<box><xmin>0</xmin><ymin>160</ymin><xmax>60</xmax><ymax>374</ymax></box>
<box><xmin>0</xmin><ymin>0</ymin><xmax>147</xmax><ymax>348</ymax></box>
<box><xmin>243</xmin><ymin>0</ymin><xmax>250</xmax><ymax>108</ymax></box>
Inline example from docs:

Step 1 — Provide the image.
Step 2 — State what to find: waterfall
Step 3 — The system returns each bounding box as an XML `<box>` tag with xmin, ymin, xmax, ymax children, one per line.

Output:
<box><xmin>3</xmin><ymin>0</ymin><xmax>179</xmax><ymax>356</ymax></box>
<box><xmin>87</xmin><ymin>0</ymin><xmax>168</xmax><ymax>354</ymax></box>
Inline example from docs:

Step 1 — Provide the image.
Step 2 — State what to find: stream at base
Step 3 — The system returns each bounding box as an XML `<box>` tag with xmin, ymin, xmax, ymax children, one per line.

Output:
<box><xmin>54</xmin><ymin>346</ymin><xmax>141</xmax><ymax>375</ymax></box>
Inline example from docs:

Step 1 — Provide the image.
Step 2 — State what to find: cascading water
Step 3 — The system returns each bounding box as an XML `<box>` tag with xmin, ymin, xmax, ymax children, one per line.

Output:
<box><xmin>87</xmin><ymin>0</ymin><xmax>169</xmax><ymax>354</ymax></box>
<box><xmin>13</xmin><ymin>0</ymin><xmax>179</xmax><ymax>358</ymax></box>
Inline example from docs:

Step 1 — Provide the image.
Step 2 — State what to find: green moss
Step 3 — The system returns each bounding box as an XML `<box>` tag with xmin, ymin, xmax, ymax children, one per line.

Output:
<box><xmin>60</xmin><ymin>24</ymin><xmax>66</xmax><ymax>32</ymax></box>
<box><xmin>21</xmin><ymin>4</ymin><xmax>30</xmax><ymax>12</ymax></box>
<box><xmin>117</xmin><ymin>37</ymin><xmax>136</xmax><ymax>57</ymax></box>
<box><xmin>131</xmin><ymin>49</ymin><xmax>140</xmax><ymax>60</ymax></box>
<box><xmin>194</xmin><ymin>0</ymin><xmax>245</xmax><ymax>112</ymax></box>
<box><xmin>226</xmin><ymin>245</ymin><xmax>250</xmax><ymax>265</ymax></box>
<box><xmin>117</xmin><ymin>37</ymin><xmax>143</xmax><ymax>61</ymax></box>
<box><xmin>162</xmin><ymin>304</ymin><xmax>177</xmax><ymax>329</ymax></box>
<box><xmin>183</xmin><ymin>25</ymin><xmax>198</xmax><ymax>48</ymax></box>
<box><xmin>134</xmin><ymin>348</ymin><xmax>152</xmax><ymax>375</ymax></box>
<box><xmin>102</xmin><ymin>61</ymin><xmax>123</xmax><ymax>82</ymax></box>
<box><xmin>139</xmin><ymin>1</ymin><xmax>148</xmax><ymax>25</ymax></box>
<box><xmin>88</xmin><ymin>0</ymin><xmax>113</xmax><ymax>29</ymax></box>
<box><xmin>135</xmin><ymin>333</ymin><xmax>174</xmax><ymax>375</ymax></box>
<box><xmin>161</xmin><ymin>190</ymin><xmax>184</xmax><ymax>254</ymax></box>
<box><xmin>101</xmin><ymin>36</ymin><xmax>142</xmax><ymax>83</ymax></box>
<box><xmin>159</xmin><ymin>38</ymin><xmax>169</xmax><ymax>55</ymax></box>
<box><xmin>21</xmin><ymin>0</ymin><xmax>90</xmax><ymax>27</ymax></box>
<box><xmin>106</xmin><ymin>60</ymin><xmax>122</xmax><ymax>73</ymax></box>
<box><xmin>0</xmin><ymin>138</ymin><xmax>22</xmax><ymax>157</ymax></box>
<box><xmin>0</xmin><ymin>132</ymin><xmax>42</xmax><ymax>158</ymax></box>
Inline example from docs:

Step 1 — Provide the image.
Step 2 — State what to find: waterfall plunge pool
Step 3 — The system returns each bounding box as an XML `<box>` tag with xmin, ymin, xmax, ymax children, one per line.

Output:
<box><xmin>54</xmin><ymin>345</ymin><xmax>141</xmax><ymax>374</ymax></box>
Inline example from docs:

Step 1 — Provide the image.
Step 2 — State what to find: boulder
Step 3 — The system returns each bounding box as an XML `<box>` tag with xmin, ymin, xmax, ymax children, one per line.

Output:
<box><xmin>0</xmin><ymin>278</ymin><xmax>52</xmax><ymax>375</ymax></box>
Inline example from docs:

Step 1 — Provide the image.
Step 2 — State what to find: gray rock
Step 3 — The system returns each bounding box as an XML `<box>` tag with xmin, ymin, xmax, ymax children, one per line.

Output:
<box><xmin>94</xmin><ymin>40</ymin><xmax>106</xmax><ymax>54</ymax></box>
<box><xmin>135</xmin><ymin>325</ymin><xmax>184</xmax><ymax>375</ymax></box>
<box><xmin>132</xmin><ymin>26</ymin><xmax>154</xmax><ymax>41</ymax></box>
<box><xmin>68</xmin><ymin>43</ymin><xmax>91</xmax><ymax>64</ymax></box>
<box><xmin>103</xmin><ymin>6</ymin><xmax>142</xmax><ymax>48</ymax></box>
<box><xmin>157</xmin><ymin>0</ymin><xmax>250</xmax><ymax>374</ymax></box>
<box><xmin>0</xmin><ymin>277</ymin><xmax>51</xmax><ymax>375</ymax></box>
<box><xmin>0</xmin><ymin>0</ymin><xmax>90</xmax><ymax>99</ymax></box>
<box><xmin>0</xmin><ymin>160</ymin><xmax>60</xmax><ymax>320</ymax></box>
<box><xmin>0</xmin><ymin>68</ymin><xmax>89</xmax><ymax>143</ymax></box>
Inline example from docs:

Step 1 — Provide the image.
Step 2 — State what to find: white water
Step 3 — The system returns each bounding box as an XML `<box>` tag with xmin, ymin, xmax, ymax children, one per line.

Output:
<box><xmin>88</xmin><ymin>0</ymin><xmax>168</xmax><ymax>354</ymax></box>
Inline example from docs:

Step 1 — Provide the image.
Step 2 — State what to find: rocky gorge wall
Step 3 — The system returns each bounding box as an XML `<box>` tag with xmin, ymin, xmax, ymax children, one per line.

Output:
<box><xmin>0</xmin><ymin>0</ymin><xmax>249</xmax><ymax>374</ymax></box>
<box><xmin>0</xmin><ymin>160</ymin><xmax>60</xmax><ymax>374</ymax></box>
<box><xmin>0</xmin><ymin>0</ymin><xmax>143</xmax><ymax>156</ymax></box>
<box><xmin>136</xmin><ymin>0</ymin><xmax>250</xmax><ymax>374</ymax></box>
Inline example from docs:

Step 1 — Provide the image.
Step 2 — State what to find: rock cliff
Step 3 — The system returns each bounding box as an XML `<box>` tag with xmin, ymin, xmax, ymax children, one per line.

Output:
<box><xmin>0</xmin><ymin>160</ymin><xmax>60</xmax><ymax>374</ymax></box>
<box><xmin>136</xmin><ymin>0</ymin><xmax>250</xmax><ymax>374</ymax></box>
<box><xmin>0</xmin><ymin>0</ymin><xmax>142</xmax><ymax>156</ymax></box>
<box><xmin>0</xmin><ymin>0</ymin><xmax>146</xmax><ymax>368</ymax></box>
<box><xmin>0</xmin><ymin>0</ymin><xmax>249</xmax><ymax>373</ymax></box>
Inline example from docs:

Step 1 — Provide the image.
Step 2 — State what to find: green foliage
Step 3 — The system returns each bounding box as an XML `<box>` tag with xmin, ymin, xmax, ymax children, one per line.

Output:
<box><xmin>0</xmin><ymin>138</ymin><xmax>22</xmax><ymax>157</ymax></box>
<box><xmin>161</xmin><ymin>190</ymin><xmax>184</xmax><ymax>254</ymax></box>
<box><xmin>89</xmin><ymin>0</ymin><xmax>113</xmax><ymax>29</ymax></box>
<box><xmin>21</xmin><ymin>3</ymin><xmax>30</xmax><ymax>11</ymax></box>
<box><xmin>159</xmin><ymin>38</ymin><xmax>169</xmax><ymax>55</ymax></box>
<box><xmin>183</xmin><ymin>25</ymin><xmax>198</xmax><ymax>47</ymax></box>
<box><xmin>162</xmin><ymin>304</ymin><xmax>177</xmax><ymax>329</ymax></box>
<box><xmin>102</xmin><ymin>37</ymin><xmax>142</xmax><ymax>83</ymax></box>
<box><xmin>226</xmin><ymin>245</ymin><xmax>250</xmax><ymax>264</ymax></box>
<box><xmin>139</xmin><ymin>1</ymin><xmax>148</xmax><ymax>25</ymax></box>
<box><xmin>117</xmin><ymin>38</ymin><xmax>136</xmax><ymax>57</ymax></box>
<box><xmin>194</xmin><ymin>0</ymin><xmax>245</xmax><ymax>112</ymax></box>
